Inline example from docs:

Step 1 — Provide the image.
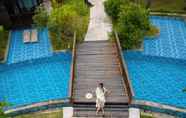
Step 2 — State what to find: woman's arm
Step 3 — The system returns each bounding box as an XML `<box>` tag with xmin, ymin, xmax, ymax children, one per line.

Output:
<box><xmin>104</xmin><ymin>88</ymin><xmax>111</xmax><ymax>96</ymax></box>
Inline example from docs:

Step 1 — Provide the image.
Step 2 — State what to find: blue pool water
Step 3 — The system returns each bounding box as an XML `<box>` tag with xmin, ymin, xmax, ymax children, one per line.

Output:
<box><xmin>0</xmin><ymin>28</ymin><xmax>72</xmax><ymax>108</ymax></box>
<box><xmin>0</xmin><ymin>53</ymin><xmax>71</xmax><ymax>107</ymax></box>
<box><xmin>124</xmin><ymin>52</ymin><xmax>186</xmax><ymax>108</ymax></box>
<box><xmin>124</xmin><ymin>16</ymin><xmax>186</xmax><ymax>109</ymax></box>
<box><xmin>7</xmin><ymin>28</ymin><xmax>52</xmax><ymax>64</ymax></box>
<box><xmin>144</xmin><ymin>16</ymin><xmax>186</xmax><ymax>60</ymax></box>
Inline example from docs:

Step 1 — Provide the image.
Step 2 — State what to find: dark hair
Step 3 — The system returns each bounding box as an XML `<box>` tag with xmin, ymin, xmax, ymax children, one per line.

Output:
<box><xmin>99</xmin><ymin>83</ymin><xmax>104</xmax><ymax>93</ymax></box>
<box><xmin>99</xmin><ymin>83</ymin><xmax>104</xmax><ymax>88</ymax></box>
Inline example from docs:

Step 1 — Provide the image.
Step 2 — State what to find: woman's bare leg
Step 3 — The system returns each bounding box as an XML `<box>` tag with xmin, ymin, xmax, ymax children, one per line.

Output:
<box><xmin>96</xmin><ymin>107</ymin><xmax>100</xmax><ymax>115</ymax></box>
<box><xmin>101</xmin><ymin>107</ymin><xmax>105</xmax><ymax>115</ymax></box>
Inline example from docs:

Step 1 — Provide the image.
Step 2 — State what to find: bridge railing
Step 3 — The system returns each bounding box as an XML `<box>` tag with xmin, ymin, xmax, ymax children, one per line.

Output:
<box><xmin>69</xmin><ymin>32</ymin><xmax>77</xmax><ymax>103</ymax></box>
<box><xmin>114</xmin><ymin>31</ymin><xmax>134</xmax><ymax>104</ymax></box>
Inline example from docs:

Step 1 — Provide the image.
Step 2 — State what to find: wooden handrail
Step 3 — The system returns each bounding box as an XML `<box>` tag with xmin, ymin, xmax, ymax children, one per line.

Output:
<box><xmin>69</xmin><ymin>32</ymin><xmax>77</xmax><ymax>103</ymax></box>
<box><xmin>114</xmin><ymin>31</ymin><xmax>134</xmax><ymax>104</ymax></box>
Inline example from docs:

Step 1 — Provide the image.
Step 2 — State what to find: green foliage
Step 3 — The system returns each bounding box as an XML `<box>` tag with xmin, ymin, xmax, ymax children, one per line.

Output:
<box><xmin>33</xmin><ymin>5</ymin><xmax>49</xmax><ymax>29</ymax></box>
<box><xmin>67</xmin><ymin>0</ymin><xmax>89</xmax><ymax>16</ymax></box>
<box><xmin>33</xmin><ymin>0</ymin><xmax>89</xmax><ymax>50</ymax></box>
<box><xmin>104</xmin><ymin>0</ymin><xmax>126</xmax><ymax>20</ymax></box>
<box><xmin>48</xmin><ymin>5</ymin><xmax>79</xmax><ymax>49</ymax></box>
<box><xmin>0</xmin><ymin>102</ymin><xmax>8</xmax><ymax>118</ymax></box>
<box><xmin>117</xmin><ymin>2</ymin><xmax>150</xmax><ymax>49</ymax></box>
<box><xmin>141</xmin><ymin>115</ymin><xmax>154</xmax><ymax>118</ymax></box>
<box><xmin>0</xmin><ymin>26</ymin><xmax>9</xmax><ymax>61</ymax></box>
<box><xmin>140</xmin><ymin>0</ymin><xmax>186</xmax><ymax>13</ymax></box>
<box><xmin>146</xmin><ymin>25</ymin><xmax>160</xmax><ymax>37</ymax></box>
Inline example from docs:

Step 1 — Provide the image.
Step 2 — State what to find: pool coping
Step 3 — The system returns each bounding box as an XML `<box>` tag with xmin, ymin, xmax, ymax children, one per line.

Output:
<box><xmin>131</xmin><ymin>100</ymin><xmax>186</xmax><ymax>117</ymax></box>
<box><xmin>4</xmin><ymin>98</ymin><xmax>70</xmax><ymax>116</ymax></box>
<box><xmin>150</xmin><ymin>12</ymin><xmax>186</xmax><ymax>20</ymax></box>
<box><xmin>132</xmin><ymin>100</ymin><xmax>186</xmax><ymax>113</ymax></box>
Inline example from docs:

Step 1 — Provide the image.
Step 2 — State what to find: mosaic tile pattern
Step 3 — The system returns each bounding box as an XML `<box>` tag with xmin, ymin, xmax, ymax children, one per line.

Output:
<box><xmin>144</xmin><ymin>16</ymin><xmax>186</xmax><ymax>60</ymax></box>
<box><xmin>0</xmin><ymin>53</ymin><xmax>71</xmax><ymax>107</ymax></box>
<box><xmin>0</xmin><ymin>27</ymin><xmax>72</xmax><ymax>108</ymax></box>
<box><xmin>124</xmin><ymin>16</ymin><xmax>186</xmax><ymax>109</ymax></box>
<box><xmin>124</xmin><ymin>51</ymin><xmax>186</xmax><ymax>108</ymax></box>
<box><xmin>7</xmin><ymin>28</ymin><xmax>52</xmax><ymax>64</ymax></box>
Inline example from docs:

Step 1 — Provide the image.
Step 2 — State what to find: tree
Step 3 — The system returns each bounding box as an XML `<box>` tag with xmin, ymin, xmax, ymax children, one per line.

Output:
<box><xmin>117</xmin><ymin>2</ymin><xmax>150</xmax><ymax>49</ymax></box>
<box><xmin>33</xmin><ymin>4</ymin><xmax>49</xmax><ymax>29</ymax></box>
<box><xmin>104</xmin><ymin>0</ymin><xmax>126</xmax><ymax>20</ymax></box>
<box><xmin>184</xmin><ymin>0</ymin><xmax>186</xmax><ymax>10</ymax></box>
<box><xmin>48</xmin><ymin>5</ymin><xmax>79</xmax><ymax>49</ymax></box>
<box><xmin>146</xmin><ymin>0</ymin><xmax>151</xmax><ymax>9</ymax></box>
<box><xmin>33</xmin><ymin>0</ymin><xmax>89</xmax><ymax>50</ymax></box>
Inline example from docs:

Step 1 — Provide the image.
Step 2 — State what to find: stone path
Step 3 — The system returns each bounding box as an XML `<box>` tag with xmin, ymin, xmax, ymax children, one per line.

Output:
<box><xmin>85</xmin><ymin>0</ymin><xmax>112</xmax><ymax>41</ymax></box>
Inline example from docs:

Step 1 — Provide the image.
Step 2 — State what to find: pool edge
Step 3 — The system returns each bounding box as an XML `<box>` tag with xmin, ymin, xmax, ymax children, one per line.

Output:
<box><xmin>132</xmin><ymin>99</ymin><xmax>186</xmax><ymax>117</ymax></box>
<box><xmin>4</xmin><ymin>98</ymin><xmax>71</xmax><ymax>116</ymax></box>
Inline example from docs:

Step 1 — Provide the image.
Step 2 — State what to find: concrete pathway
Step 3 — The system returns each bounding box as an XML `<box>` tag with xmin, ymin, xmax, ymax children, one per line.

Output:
<box><xmin>129</xmin><ymin>108</ymin><xmax>140</xmax><ymax>118</ymax></box>
<box><xmin>63</xmin><ymin>107</ymin><xmax>73</xmax><ymax>118</ymax></box>
<box><xmin>85</xmin><ymin>0</ymin><xmax>112</xmax><ymax>41</ymax></box>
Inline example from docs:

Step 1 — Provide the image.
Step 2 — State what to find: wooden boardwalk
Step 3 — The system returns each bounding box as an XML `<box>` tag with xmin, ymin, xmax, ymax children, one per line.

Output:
<box><xmin>73</xmin><ymin>40</ymin><xmax>129</xmax><ymax>104</ymax></box>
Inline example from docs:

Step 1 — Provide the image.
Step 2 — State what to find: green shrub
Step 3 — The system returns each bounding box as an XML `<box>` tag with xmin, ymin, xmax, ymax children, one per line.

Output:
<box><xmin>117</xmin><ymin>2</ymin><xmax>151</xmax><ymax>49</ymax></box>
<box><xmin>146</xmin><ymin>25</ymin><xmax>160</xmax><ymax>37</ymax></box>
<box><xmin>104</xmin><ymin>0</ymin><xmax>126</xmax><ymax>20</ymax></box>
<box><xmin>65</xmin><ymin>0</ymin><xmax>89</xmax><ymax>42</ymax></box>
<box><xmin>33</xmin><ymin>0</ymin><xmax>89</xmax><ymax>50</ymax></box>
<box><xmin>48</xmin><ymin>5</ymin><xmax>78</xmax><ymax>50</ymax></box>
<box><xmin>68</xmin><ymin>0</ymin><xmax>89</xmax><ymax>16</ymax></box>
<box><xmin>33</xmin><ymin>5</ymin><xmax>49</xmax><ymax>29</ymax></box>
<box><xmin>0</xmin><ymin>26</ymin><xmax>9</xmax><ymax>61</ymax></box>
<box><xmin>0</xmin><ymin>102</ymin><xmax>8</xmax><ymax>118</ymax></box>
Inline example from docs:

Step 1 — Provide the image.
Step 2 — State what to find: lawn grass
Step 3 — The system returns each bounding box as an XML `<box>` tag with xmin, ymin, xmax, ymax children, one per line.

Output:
<box><xmin>141</xmin><ymin>115</ymin><xmax>154</xmax><ymax>118</ymax></box>
<box><xmin>141</xmin><ymin>111</ymin><xmax>154</xmax><ymax>118</ymax></box>
<box><xmin>139</xmin><ymin>0</ymin><xmax>186</xmax><ymax>13</ymax></box>
<box><xmin>13</xmin><ymin>109</ymin><xmax>63</xmax><ymax>118</ymax></box>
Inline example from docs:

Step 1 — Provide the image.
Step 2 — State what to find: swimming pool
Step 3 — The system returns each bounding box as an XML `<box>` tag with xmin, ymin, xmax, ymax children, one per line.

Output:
<box><xmin>144</xmin><ymin>16</ymin><xmax>186</xmax><ymax>60</ymax></box>
<box><xmin>124</xmin><ymin>51</ymin><xmax>186</xmax><ymax>108</ymax></box>
<box><xmin>0</xmin><ymin>52</ymin><xmax>71</xmax><ymax>107</ymax></box>
<box><xmin>7</xmin><ymin>28</ymin><xmax>52</xmax><ymax>64</ymax></box>
<box><xmin>0</xmin><ymin>28</ymin><xmax>72</xmax><ymax>108</ymax></box>
<box><xmin>124</xmin><ymin>16</ymin><xmax>186</xmax><ymax>109</ymax></box>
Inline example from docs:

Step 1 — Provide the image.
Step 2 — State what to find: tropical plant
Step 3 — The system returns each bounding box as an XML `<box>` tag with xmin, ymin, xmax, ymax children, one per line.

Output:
<box><xmin>104</xmin><ymin>0</ymin><xmax>125</xmax><ymax>20</ymax></box>
<box><xmin>33</xmin><ymin>4</ymin><xmax>49</xmax><ymax>29</ymax></box>
<box><xmin>33</xmin><ymin>0</ymin><xmax>89</xmax><ymax>50</ymax></box>
<box><xmin>48</xmin><ymin>4</ymin><xmax>79</xmax><ymax>49</ymax></box>
<box><xmin>47</xmin><ymin>0</ymin><xmax>89</xmax><ymax>50</ymax></box>
<box><xmin>117</xmin><ymin>2</ymin><xmax>150</xmax><ymax>49</ymax></box>
<box><xmin>145</xmin><ymin>0</ymin><xmax>152</xmax><ymax>8</ymax></box>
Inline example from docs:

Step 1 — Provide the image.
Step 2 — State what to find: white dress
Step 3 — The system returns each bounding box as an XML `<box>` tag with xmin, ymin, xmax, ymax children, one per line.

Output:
<box><xmin>95</xmin><ymin>87</ymin><xmax>107</xmax><ymax>108</ymax></box>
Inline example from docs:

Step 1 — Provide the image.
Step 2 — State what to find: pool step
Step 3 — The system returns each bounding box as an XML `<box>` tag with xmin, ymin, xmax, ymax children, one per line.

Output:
<box><xmin>73</xmin><ymin>104</ymin><xmax>129</xmax><ymax>118</ymax></box>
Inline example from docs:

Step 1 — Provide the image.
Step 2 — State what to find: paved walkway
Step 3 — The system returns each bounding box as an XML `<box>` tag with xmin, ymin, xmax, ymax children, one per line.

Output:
<box><xmin>85</xmin><ymin>0</ymin><xmax>112</xmax><ymax>41</ymax></box>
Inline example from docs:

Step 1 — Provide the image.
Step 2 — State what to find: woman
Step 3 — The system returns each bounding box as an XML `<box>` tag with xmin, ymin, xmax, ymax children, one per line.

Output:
<box><xmin>95</xmin><ymin>83</ymin><xmax>109</xmax><ymax>116</ymax></box>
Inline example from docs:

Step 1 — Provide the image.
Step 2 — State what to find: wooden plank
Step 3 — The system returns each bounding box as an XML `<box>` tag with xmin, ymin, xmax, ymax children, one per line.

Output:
<box><xmin>73</xmin><ymin>41</ymin><xmax>128</xmax><ymax>104</ymax></box>
<box><xmin>74</xmin><ymin>96</ymin><xmax>129</xmax><ymax>103</ymax></box>
<box><xmin>75</xmin><ymin>74</ymin><xmax>122</xmax><ymax>78</ymax></box>
<box><xmin>74</xmin><ymin>110</ymin><xmax>128</xmax><ymax>118</ymax></box>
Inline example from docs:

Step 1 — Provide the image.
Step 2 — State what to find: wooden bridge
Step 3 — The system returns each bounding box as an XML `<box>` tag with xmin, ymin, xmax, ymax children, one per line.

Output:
<box><xmin>70</xmin><ymin>32</ymin><xmax>134</xmax><ymax>118</ymax></box>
